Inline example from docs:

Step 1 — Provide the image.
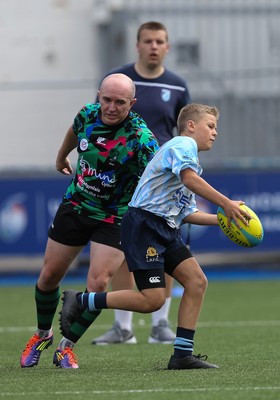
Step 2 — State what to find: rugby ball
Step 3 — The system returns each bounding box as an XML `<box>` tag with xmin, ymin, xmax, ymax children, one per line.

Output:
<box><xmin>217</xmin><ymin>204</ymin><xmax>264</xmax><ymax>247</ymax></box>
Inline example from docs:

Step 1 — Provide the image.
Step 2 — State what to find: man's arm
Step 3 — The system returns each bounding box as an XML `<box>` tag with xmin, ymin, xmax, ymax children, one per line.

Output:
<box><xmin>55</xmin><ymin>126</ymin><xmax>77</xmax><ymax>175</ymax></box>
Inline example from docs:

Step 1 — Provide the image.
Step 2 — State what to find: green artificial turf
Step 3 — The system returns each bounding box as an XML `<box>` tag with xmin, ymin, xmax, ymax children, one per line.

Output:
<box><xmin>1</xmin><ymin>280</ymin><xmax>280</xmax><ymax>400</ymax></box>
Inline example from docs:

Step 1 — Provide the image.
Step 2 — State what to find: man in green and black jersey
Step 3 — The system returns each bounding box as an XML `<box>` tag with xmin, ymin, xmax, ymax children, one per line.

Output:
<box><xmin>20</xmin><ymin>73</ymin><xmax>159</xmax><ymax>369</ymax></box>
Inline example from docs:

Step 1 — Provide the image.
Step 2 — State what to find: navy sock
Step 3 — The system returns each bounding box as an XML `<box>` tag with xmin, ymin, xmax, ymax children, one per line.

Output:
<box><xmin>173</xmin><ymin>327</ymin><xmax>195</xmax><ymax>359</ymax></box>
<box><xmin>94</xmin><ymin>293</ymin><xmax>107</xmax><ymax>309</ymax></box>
<box><xmin>77</xmin><ymin>292</ymin><xmax>87</xmax><ymax>309</ymax></box>
<box><xmin>77</xmin><ymin>292</ymin><xmax>107</xmax><ymax>311</ymax></box>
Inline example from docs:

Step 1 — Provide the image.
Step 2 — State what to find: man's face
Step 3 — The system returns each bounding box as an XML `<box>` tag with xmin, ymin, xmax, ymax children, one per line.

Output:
<box><xmin>136</xmin><ymin>29</ymin><xmax>169</xmax><ymax>68</ymax></box>
<box><xmin>98</xmin><ymin>84</ymin><xmax>136</xmax><ymax>126</ymax></box>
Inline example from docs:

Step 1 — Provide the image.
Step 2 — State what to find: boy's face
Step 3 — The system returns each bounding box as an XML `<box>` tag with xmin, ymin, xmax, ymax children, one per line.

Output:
<box><xmin>193</xmin><ymin>114</ymin><xmax>218</xmax><ymax>151</ymax></box>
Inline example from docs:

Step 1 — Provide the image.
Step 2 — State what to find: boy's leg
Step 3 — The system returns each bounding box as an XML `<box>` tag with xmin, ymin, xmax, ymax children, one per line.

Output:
<box><xmin>149</xmin><ymin>223</ymin><xmax>191</xmax><ymax>344</ymax></box>
<box><xmin>168</xmin><ymin>257</ymin><xmax>219</xmax><ymax>369</ymax></box>
<box><xmin>91</xmin><ymin>266</ymin><xmax>175</xmax><ymax>345</ymax></box>
<box><xmin>91</xmin><ymin>262</ymin><xmax>136</xmax><ymax>345</ymax></box>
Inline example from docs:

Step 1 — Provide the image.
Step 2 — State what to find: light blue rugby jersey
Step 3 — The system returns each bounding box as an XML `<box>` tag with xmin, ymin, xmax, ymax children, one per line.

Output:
<box><xmin>129</xmin><ymin>136</ymin><xmax>203</xmax><ymax>228</ymax></box>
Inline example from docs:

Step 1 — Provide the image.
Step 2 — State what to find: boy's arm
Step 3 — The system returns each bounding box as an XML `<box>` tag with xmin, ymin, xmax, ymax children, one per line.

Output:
<box><xmin>183</xmin><ymin>210</ymin><xmax>218</xmax><ymax>226</ymax></box>
<box><xmin>180</xmin><ymin>168</ymin><xmax>249</xmax><ymax>228</ymax></box>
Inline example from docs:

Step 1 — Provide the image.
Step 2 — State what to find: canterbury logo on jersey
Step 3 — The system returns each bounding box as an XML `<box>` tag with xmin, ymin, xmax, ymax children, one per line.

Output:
<box><xmin>149</xmin><ymin>276</ymin><xmax>161</xmax><ymax>284</ymax></box>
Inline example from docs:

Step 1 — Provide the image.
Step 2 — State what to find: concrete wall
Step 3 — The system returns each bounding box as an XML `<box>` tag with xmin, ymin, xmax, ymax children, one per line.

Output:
<box><xmin>0</xmin><ymin>0</ymin><xmax>279</xmax><ymax>171</ymax></box>
<box><xmin>0</xmin><ymin>0</ymin><xmax>97</xmax><ymax>171</ymax></box>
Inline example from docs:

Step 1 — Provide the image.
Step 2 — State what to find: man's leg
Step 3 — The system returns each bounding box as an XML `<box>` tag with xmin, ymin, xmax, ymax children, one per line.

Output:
<box><xmin>56</xmin><ymin>242</ymin><xmax>126</xmax><ymax>367</ymax></box>
<box><xmin>20</xmin><ymin>239</ymin><xmax>82</xmax><ymax>368</ymax></box>
<box><xmin>148</xmin><ymin>274</ymin><xmax>175</xmax><ymax>344</ymax></box>
<box><xmin>91</xmin><ymin>261</ymin><xmax>136</xmax><ymax>344</ymax></box>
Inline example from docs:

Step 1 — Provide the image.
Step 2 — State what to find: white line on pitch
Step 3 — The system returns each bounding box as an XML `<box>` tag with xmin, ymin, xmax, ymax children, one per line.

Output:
<box><xmin>1</xmin><ymin>320</ymin><xmax>280</xmax><ymax>333</ymax></box>
<box><xmin>1</xmin><ymin>386</ymin><xmax>280</xmax><ymax>397</ymax></box>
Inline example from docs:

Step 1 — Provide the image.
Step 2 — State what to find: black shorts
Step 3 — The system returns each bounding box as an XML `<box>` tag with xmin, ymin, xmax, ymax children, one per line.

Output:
<box><xmin>48</xmin><ymin>205</ymin><xmax>122</xmax><ymax>250</ymax></box>
<box><xmin>121</xmin><ymin>207</ymin><xmax>193</xmax><ymax>290</ymax></box>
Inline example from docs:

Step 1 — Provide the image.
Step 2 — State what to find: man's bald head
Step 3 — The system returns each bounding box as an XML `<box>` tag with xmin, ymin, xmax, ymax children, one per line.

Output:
<box><xmin>100</xmin><ymin>73</ymin><xmax>136</xmax><ymax>100</ymax></box>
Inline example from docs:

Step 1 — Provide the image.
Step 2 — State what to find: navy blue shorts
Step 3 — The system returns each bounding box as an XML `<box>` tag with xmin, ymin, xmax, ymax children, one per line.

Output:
<box><xmin>121</xmin><ymin>207</ymin><xmax>192</xmax><ymax>287</ymax></box>
<box><xmin>48</xmin><ymin>205</ymin><xmax>122</xmax><ymax>250</ymax></box>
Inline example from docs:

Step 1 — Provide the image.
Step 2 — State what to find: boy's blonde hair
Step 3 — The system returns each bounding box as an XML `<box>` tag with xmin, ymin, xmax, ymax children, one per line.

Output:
<box><xmin>177</xmin><ymin>103</ymin><xmax>219</xmax><ymax>134</ymax></box>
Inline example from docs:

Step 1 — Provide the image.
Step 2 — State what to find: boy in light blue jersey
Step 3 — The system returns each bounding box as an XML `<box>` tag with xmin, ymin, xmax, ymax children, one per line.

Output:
<box><xmin>62</xmin><ymin>103</ymin><xmax>250</xmax><ymax>370</ymax></box>
<box><xmin>129</xmin><ymin>135</ymin><xmax>200</xmax><ymax>226</ymax></box>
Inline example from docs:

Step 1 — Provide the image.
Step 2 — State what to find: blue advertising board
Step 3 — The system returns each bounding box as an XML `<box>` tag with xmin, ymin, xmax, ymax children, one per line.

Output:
<box><xmin>182</xmin><ymin>169</ymin><xmax>279</xmax><ymax>253</ymax></box>
<box><xmin>0</xmin><ymin>176</ymin><xmax>70</xmax><ymax>255</ymax></box>
<box><xmin>0</xmin><ymin>170</ymin><xmax>279</xmax><ymax>256</ymax></box>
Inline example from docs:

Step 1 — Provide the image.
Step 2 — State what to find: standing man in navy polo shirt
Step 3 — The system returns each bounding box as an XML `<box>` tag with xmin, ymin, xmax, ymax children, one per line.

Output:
<box><xmin>92</xmin><ymin>21</ymin><xmax>191</xmax><ymax>345</ymax></box>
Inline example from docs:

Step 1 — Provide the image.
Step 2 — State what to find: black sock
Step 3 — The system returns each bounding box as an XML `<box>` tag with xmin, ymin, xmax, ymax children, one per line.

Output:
<box><xmin>173</xmin><ymin>327</ymin><xmax>195</xmax><ymax>359</ymax></box>
<box><xmin>67</xmin><ymin>309</ymin><xmax>101</xmax><ymax>343</ymax></box>
<box><xmin>35</xmin><ymin>284</ymin><xmax>60</xmax><ymax>330</ymax></box>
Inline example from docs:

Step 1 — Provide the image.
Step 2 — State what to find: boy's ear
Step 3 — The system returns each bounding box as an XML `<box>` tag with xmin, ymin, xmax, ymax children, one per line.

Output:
<box><xmin>187</xmin><ymin>119</ymin><xmax>195</xmax><ymax>132</ymax></box>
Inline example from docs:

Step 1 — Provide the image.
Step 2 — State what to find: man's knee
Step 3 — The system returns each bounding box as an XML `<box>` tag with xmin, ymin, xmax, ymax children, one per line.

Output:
<box><xmin>198</xmin><ymin>272</ymin><xmax>208</xmax><ymax>292</ymax></box>
<box><xmin>89</xmin><ymin>272</ymin><xmax>112</xmax><ymax>292</ymax></box>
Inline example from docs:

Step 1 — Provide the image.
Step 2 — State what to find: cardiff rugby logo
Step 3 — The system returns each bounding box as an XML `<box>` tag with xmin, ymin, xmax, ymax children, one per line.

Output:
<box><xmin>161</xmin><ymin>89</ymin><xmax>171</xmax><ymax>102</ymax></box>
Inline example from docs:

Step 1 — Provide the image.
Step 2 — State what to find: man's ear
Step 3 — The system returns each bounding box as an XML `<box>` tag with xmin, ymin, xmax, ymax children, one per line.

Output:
<box><xmin>130</xmin><ymin>98</ymin><xmax>137</xmax><ymax>108</ymax></box>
